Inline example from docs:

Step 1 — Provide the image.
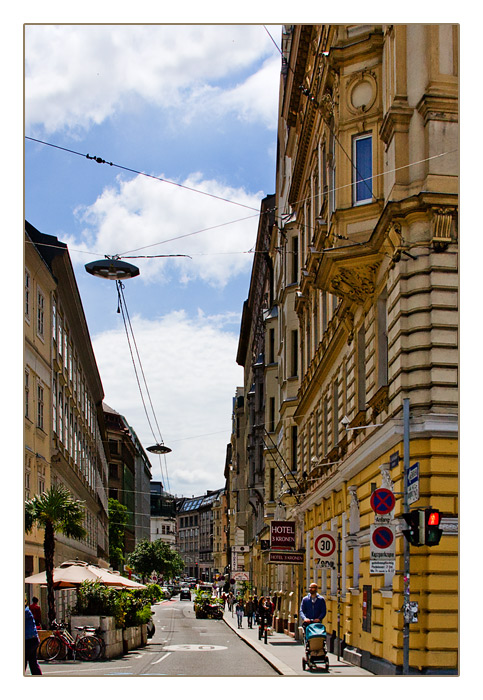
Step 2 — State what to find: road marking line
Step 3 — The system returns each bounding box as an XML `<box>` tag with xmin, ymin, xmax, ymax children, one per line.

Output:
<box><xmin>151</xmin><ymin>652</ymin><xmax>172</xmax><ymax>665</ymax></box>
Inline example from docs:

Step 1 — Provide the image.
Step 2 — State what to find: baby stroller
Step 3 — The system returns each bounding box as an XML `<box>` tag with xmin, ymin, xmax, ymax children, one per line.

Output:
<box><xmin>302</xmin><ymin>623</ymin><xmax>329</xmax><ymax>672</ymax></box>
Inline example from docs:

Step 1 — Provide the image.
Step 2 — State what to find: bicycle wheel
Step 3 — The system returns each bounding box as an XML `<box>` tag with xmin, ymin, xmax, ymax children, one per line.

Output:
<box><xmin>38</xmin><ymin>636</ymin><xmax>66</xmax><ymax>661</ymax></box>
<box><xmin>96</xmin><ymin>635</ymin><xmax>106</xmax><ymax>658</ymax></box>
<box><xmin>76</xmin><ymin>636</ymin><xmax>101</xmax><ymax>661</ymax></box>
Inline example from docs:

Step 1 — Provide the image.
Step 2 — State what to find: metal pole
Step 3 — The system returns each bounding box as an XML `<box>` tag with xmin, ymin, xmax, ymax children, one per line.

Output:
<box><xmin>403</xmin><ymin>398</ymin><xmax>410</xmax><ymax>674</ymax></box>
<box><xmin>337</xmin><ymin>531</ymin><xmax>341</xmax><ymax>661</ymax></box>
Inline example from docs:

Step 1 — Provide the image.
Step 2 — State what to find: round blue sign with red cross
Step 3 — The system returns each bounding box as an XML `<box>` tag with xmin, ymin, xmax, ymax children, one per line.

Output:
<box><xmin>370</xmin><ymin>488</ymin><xmax>395</xmax><ymax>515</ymax></box>
<box><xmin>372</xmin><ymin>526</ymin><xmax>394</xmax><ymax>549</ymax></box>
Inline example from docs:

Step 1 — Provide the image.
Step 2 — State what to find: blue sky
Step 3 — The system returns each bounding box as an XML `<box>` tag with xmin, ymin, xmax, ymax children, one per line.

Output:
<box><xmin>24</xmin><ymin>23</ymin><xmax>281</xmax><ymax>497</ymax></box>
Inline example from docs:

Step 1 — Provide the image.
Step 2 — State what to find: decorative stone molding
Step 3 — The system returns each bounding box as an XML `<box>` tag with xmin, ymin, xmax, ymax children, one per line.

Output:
<box><xmin>347</xmin><ymin>69</ymin><xmax>377</xmax><ymax>115</ymax></box>
<box><xmin>330</xmin><ymin>261</ymin><xmax>380</xmax><ymax>303</ymax></box>
<box><xmin>431</xmin><ymin>206</ymin><xmax>455</xmax><ymax>250</ymax></box>
<box><xmin>368</xmin><ymin>385</ymin><xmax>389</xmax><ymax>420</ymax></box>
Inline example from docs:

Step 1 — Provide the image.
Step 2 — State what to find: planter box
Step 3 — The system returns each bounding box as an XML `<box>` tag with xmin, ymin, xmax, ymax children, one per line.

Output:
<box><xmin>70</xmin><ymin>616</ymin><xmax>147</xmax><ymax>659</ymax></box>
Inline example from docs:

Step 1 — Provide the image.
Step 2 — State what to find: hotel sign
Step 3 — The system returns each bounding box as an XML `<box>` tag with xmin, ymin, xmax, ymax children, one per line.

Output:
<box><xmin>268</xmin><ymin>551</ymin><xmax>304</xmax><ymax>565</ymax></box>
<box><xmin>270</xmin><ymin>521</ymin><xmax>296</xmax><ymax>550</ymax></box>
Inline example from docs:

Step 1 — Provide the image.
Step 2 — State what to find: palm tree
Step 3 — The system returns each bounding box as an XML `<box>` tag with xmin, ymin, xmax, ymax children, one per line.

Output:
<box><xmin>25</xmin><ymin>484</ymin><xmax>87</xmax><ymax>628</ymax></box>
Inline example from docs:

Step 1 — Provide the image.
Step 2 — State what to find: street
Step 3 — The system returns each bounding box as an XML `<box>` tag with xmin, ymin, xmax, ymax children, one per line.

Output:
<box><xmin>37</xmin><ymin>597</ymin><xmax>278</xmax><ymax>677</ymax></box>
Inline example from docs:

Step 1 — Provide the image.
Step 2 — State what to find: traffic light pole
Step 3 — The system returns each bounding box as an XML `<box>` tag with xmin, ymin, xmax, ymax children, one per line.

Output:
<box><xmin>403</xmin><ymin>398</ymin><xmax>410</xmax><ymax>674</ymax></box>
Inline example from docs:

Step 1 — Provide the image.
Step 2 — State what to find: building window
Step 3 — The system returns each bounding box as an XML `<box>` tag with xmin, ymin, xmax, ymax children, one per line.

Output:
<box><xmin>269</xmin><ymin>397</ymin><xmax>275</xmax><ymax>433</ymax></box>
<box><xmin>268</xmin><ymin>327</ymin><xmax>275</xmax><ymax>364</ymax></box>
<box><xmin>291</xmin><ymin>425</ymin><xmax>298</xmax><ymax>472</ymax></box>
<box><xmin>25</xmin><ymin>269</ymin><xmax>31</xmax><ymax>320</ymax></box>
<box><xmin>52</xmin><ymin>377</ymin><xmax>57</xmax><ymax>433</ymax></box>
<box><xmin>37</xmin><ymin>289</ymin><xmax>45</xmax><ymax>338</ymax></box>
<box><xmin>357</xmin><ymin>324</ymin><xmax>366</xmax><ymax>411</ymax></box>
<box><xmin>333</xmin><ymin>380</ymin><xmax>339</xmax><ymax>445</ymax></box>
<box><xmin>37</xmin><ymin>384</ymin><xmax>44</xmax><ymax>430</ymax></box>
<box><xmin>377</xmin><ymin>289</ymin><xmax>389</xmax><ymax>387</ymax></box>
<box><xmin>291</xmin><ymin>329</ymin><xmax>298</xmax><ymax>377</ymax></box>
<box><xmin>291</xmin><ymin>236</ymin><xmax>299</xmax><ymax>284</ymax></box>
<box><xmin>353</xmin><ymin>134</ymin><xmax>373</xmax><ymax>204</ymax></box>
<box><xmin>25</xmin><ymin>458</ymin><xmax>32</xmax><ymax>499</ymax></box>
<box><xmin>25</xmin><ymin>370</ymin><xmax>30</xmax><ymax>419</ymax></box>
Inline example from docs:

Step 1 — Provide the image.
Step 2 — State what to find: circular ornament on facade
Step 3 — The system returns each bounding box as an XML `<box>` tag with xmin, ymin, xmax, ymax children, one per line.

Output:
<box><xmin>347</xmin><ymin>71</ymin><xmax>377</xmax><ymax>114</ymax></box>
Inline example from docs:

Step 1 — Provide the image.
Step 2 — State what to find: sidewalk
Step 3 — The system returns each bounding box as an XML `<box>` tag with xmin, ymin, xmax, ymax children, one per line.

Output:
<box><xmin>222</xmin><ymin>608</ymin><xmax>373</xmax><ymax>676</ymax></box>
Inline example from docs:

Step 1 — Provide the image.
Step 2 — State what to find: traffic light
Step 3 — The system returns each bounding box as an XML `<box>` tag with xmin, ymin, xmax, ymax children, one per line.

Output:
<box><xmin>402</xmin><ymin>509</ymin><xmax>443</xmax><ymax>546</ymax></box>
<box><xmin>424</xmin><ymin>509</ymin><xmax>443</xmax><ymax>546</ymax></box>
<box><xmin>402</xmin><ymin>510</ymin><xmax>423</xmax><ymax>546</ymax></box>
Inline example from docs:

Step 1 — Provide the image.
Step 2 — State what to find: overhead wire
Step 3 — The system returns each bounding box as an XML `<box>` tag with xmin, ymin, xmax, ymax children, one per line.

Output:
<box><xmin>25</xmin><ymin>136</ymin><xmax>260</xmax><ymax>213</ymax></box>
<box><xmin>115</xmin><ymin>279</ymin><xmax>171</xmax><ymax>492</ymax></box>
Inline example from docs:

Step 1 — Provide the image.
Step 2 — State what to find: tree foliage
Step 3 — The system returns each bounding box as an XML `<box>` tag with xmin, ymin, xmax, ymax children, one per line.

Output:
<box><xmin>126</xmin><ymin>539</ymin><xmax>184</xmax><ymax>582</ymax></box>
<box><xmin>108</xmin><ymin>498</ymin><xmax>129</xmax><ymax>571</ymax></box>
<box><xmin>25</xmin><ymin>484</ymin><xmax>86</xmax><ymax>627</ymax></box>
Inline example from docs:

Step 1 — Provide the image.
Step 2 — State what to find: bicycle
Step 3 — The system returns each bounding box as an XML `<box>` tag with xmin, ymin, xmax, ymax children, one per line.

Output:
<box><xmin>38</xmin><ymin>621</ymin><xmax>102</xmax><ymax>661</ymax></box>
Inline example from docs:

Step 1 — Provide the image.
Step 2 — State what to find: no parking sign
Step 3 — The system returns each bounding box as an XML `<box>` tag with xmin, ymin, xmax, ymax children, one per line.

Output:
<box><xmin>313</xmin><ymin>531</ymin><xmax>337</xmax><ymax>569</ymax></box>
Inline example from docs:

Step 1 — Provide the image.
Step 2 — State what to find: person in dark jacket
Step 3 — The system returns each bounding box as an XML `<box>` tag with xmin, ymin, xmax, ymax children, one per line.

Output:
<box><xmin>299</xmin><ymin>582</ymin><xmax>327</xmax><ymax>626</ymax></box>
<box><xmin>235</xmin><ymin>599</ymin><xmax>244</xmax><ymax>628</ymax></box>
<box><xmin>25</xmin><ymin>604</ymin><xmax>42</xmax><ymax>675</ymax></box>
<box><xmin>244</xmin><ymin>596</ymin><xmax>254</xmax><ymax>628</ymax></box>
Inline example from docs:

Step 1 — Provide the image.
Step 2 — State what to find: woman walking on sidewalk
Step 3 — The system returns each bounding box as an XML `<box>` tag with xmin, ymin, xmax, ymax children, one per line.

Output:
<box><xmin>245</xmin><ymin>596</ymin><xmax>254</xmax><ymax>628</ymax></box>
<box><xmin>236</xmin><ymin>599</ymin><xmax>244</xmax><ymax>628</ymax></box>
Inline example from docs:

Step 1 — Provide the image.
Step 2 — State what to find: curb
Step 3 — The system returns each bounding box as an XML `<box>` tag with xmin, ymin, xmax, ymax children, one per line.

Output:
<box><xmin>222</xmin><ymin>617</ymin><xmax>299</xmax><ymax>676</ymax></box>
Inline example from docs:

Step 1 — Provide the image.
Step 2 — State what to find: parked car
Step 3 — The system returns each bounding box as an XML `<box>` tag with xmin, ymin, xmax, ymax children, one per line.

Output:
<box><xmin>180</xmin><ymin>587</ymin><xmax>191</xmax><ymax>600</ymax></box>
<box><xmin>160</xmin><ymin>586</ymin><xmax>172</xmax><ymax>599</ymax></box>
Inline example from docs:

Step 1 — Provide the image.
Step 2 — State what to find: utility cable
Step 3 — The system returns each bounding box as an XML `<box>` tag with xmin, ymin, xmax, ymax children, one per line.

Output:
<box><xmin>25</xmin><ymin>135</ymin><xmax>260</xmax><ymax>213</ymax></box>
<box><xmin>115</xmin><ymin>280</ymin><xmax>170</xmax><ymax>491</ymax></box>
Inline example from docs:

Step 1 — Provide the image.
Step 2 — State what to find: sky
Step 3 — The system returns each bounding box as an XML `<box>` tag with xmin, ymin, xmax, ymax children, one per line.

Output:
<box><xmin>24</xmin><ymin>23</ymin><xmax>282</xmax><ymax>498</ymax></box>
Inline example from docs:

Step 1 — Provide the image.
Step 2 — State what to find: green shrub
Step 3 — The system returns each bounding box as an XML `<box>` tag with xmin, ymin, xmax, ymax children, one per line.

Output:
<box><xmin>73</xmin><ymin>581</ymin><xmax>162</xmax><ymax>628</ymax></box>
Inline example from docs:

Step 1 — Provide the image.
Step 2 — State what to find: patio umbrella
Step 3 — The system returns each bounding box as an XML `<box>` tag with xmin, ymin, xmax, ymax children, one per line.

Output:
<box><xmin>86</xmin><ymin>565</ymin><xmax>146</xmax><ymax>589</ymax></box>
<box><xmin>24</xmin><ymin>561</ymin><xmax>101</xmax><ymax>589</ymax></box>
<box><xmin>25</xmin><ymin>560</ymin><xmax>146</xmax><ymax>589</ymax></box>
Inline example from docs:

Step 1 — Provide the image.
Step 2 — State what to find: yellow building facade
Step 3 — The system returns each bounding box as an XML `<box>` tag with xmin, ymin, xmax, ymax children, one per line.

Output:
<box><xmin>232</xmin><ymin>24</ymin><xmax>458</xmax><ymax>674</ymax></box>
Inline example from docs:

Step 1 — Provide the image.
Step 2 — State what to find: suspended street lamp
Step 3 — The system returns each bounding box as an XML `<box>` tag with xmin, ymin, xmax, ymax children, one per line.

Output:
<box><xmin>85</xmin><ymin>257</ymin><xmax>140</xmax><ymax>280</ymax></box>
<box><xmin>146</xmin><ymin>443</ymin><xmax>172</xmax><ymax>455</ymax></box>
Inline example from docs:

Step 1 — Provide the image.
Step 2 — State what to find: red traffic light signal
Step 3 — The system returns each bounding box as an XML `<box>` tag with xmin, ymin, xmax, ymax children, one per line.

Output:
<box><xmin>424</xmin><ymin>509</ymin><xmax>442</xmax><ymax>546</ymax></box>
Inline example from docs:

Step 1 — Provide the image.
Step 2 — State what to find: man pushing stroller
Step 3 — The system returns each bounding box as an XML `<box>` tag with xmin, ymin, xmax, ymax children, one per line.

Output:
<box><xmin>300</xmin><ymin>582</ymin><xmax>326</xmax><ymax>625</ymax></box>
<box><xmin>299</xmin><ymin>582</ymin><xmax>329</xmax><ymax>672</ymax></box>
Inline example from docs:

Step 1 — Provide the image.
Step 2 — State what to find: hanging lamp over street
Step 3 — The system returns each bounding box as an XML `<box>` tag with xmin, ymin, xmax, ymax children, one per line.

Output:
<box><xmin>85</xmin><ymin>257</ymin><xmax>140</xmax><ymax>280</ymax></box>
<box><xmin>146</xmin><ymin>443</ymin><xmax>172</xmax><ymax>455</ymax></box>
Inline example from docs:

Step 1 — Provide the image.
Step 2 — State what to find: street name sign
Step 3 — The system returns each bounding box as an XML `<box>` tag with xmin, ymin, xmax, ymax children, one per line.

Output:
<box><xmin>370</xmin><ymin>523</ymin><xmax>396</xmax><ymax>574</ymax></box>
<box><xmin>313</xmin><ymin>531</ymin><xmax>337</xmax><ymax>570</ymax></box>
<box><xmin>407</xmin><ymin>462</ymin><xmax>420</xmax><ymax>505</ymax></box>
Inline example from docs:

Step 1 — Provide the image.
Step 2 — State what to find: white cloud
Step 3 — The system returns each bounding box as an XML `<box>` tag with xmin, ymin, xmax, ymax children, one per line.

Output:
<box><xmin>25</xmin><ymin>24</ymin><xmax>281</xmax><ymax>134</ymax></box>
<box><xmin>92</xmin><ymin>309</ymin><xmax>243</xmax><ymax>497</ymax></box>
<box><xmin>66</xmin><ymin>171</ymin><xmax>264</xmax><ymax>287</ymax></box>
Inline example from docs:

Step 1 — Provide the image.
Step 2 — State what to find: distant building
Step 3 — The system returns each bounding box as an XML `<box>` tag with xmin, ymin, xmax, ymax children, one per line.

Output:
<box><xmin>176</xmin><ymin>489</ymin><xmax>223</xmax><ymax>581</ymax></box>
<box><xmin>103</xmin><ymin>403</ymin><xmax>153</xmax><ymax>557</ymax></box>
<box><xmin>150</xmin><ymin>481</ymin><xmax>176</xmax><ymax>547</ymax></box>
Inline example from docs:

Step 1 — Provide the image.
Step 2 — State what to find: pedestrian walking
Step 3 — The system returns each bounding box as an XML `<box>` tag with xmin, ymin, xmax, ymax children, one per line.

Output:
<box><xmin>236</xmin><ymin>599</ymin><xmax>244</xmax><ymax>628</ymax></box>
<box><xmin>29</xmin><ymin>596</ymin><xmax>42</xmax><ymax>628</ymax></box>
<box><xmin>227</xmin><ymin>591</ymin><xmax>234</xmax><ymax>611</ymax></box>
<box><xmin>253</xmin><ymin>595</ymin><xmax>259</xmax><ymax>624</ymax></box>
<box><xmin>245</xmin><ymin>596</ymin><xmax>254</xmax><ymax>628</ymax></box>
<box><xmin>25</xmin><ymin>603</ymin><xmax>42</xmax><ymax>675</ymax></box>
<box><xmin>299</xmin><ymin>582</ymin><xmax>327</xmax><ymax>626</ymax></box>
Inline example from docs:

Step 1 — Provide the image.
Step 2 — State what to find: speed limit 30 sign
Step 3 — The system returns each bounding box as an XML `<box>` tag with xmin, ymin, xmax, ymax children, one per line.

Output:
<box><xmin>314</xmin><ymin>532</ymin><xmax>337</xmax><ymax>569</ymax></box>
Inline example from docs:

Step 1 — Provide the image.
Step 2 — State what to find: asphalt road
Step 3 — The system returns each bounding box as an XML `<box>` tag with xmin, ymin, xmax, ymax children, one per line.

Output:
<box><xmin>37</xmin><ymin>597</ymin><xmax>278</xmax><ymax>677</ymax></box>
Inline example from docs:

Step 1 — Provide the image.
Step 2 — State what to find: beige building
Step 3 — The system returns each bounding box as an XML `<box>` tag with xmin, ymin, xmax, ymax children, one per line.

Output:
<box><xmin>24</xmin><ymin>224</ymin><xmax>56</xmax><ymax>595</ymax></box>
<box><xmin>25</xmin><ymin>222</ymin><xmax>110</xmax><ymax>618</ymax></box>
<box><xmin>231</xmin><ymin>24</ymin><xmax>458</xmax><ymax>674</ymax></box>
